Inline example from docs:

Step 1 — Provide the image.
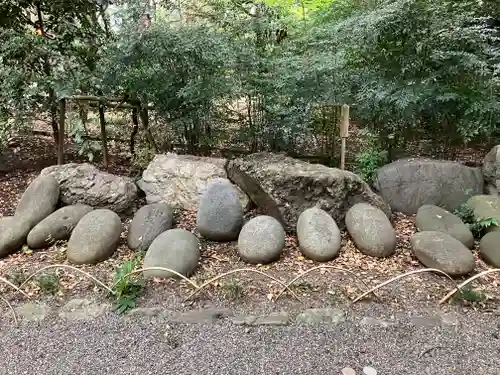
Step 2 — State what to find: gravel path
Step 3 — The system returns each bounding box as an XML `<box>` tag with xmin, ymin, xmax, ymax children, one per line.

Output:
<box><xmin>1</xmin><ymin>310</ymin><xmax>499</xmax><ymax>375</ymax></box>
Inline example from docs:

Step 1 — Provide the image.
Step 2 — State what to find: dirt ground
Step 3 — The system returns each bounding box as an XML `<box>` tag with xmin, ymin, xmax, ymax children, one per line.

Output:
<box><xmin>0</xmin><ymin>134</ymin><xmax>498</xmax><ymax>316</ymax></box>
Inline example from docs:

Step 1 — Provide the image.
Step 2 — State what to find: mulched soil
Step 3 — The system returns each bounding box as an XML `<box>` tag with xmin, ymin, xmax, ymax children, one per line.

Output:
<box><xmin>0</xmin><ymin>134</ymin><xmax>498</xmax><ymax>315</ymax></box>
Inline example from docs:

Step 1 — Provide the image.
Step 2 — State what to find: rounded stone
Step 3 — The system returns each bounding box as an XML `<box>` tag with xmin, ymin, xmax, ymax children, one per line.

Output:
<box><xmin>342</xmin><ymin>368</ymin><xmax>356</xmax><ymax>375</ymax></box>
<box><xmin>480</xmin><ymin>231</ymin><xmax>500</xmax><ymax>267</ymax></box>
<box><xmin>466</xmin><ymin>195</ymin><xmax>500</xmax><ymax>233</ymax></box>
<box><xmin>237</xmin><ymin>215</ymin><xmax>285</xmax><ymax>264</ymax></box>
<box><xmin>363</xmin><ymin>367</ymin><xmax>377</xmax><ymax>375</ymax></box>
<box><xmin>296</xmin><ymin>207</ymin><xmax>341</xmax><ymax>261</ymax></box>
<box><xmin>345</xmin><ymin>202</ymin><xmax>397</xmax><ymax>258</ymax></box>
<box><xmin>196</xmin><ymin>178</ymin><xmax>244</xmax><ymax>242</ymax></box>
<box><xmin>27</xmin><ymin>204</ymin><xmax>93</xmax><ymax>249</ymax></box>
<box><xmin>127</xmin><ymin>203</ymin><xmax>173</xmax><ymax>252</ymax></box>
<box><xmin>410</xmin><ymin>231</ymin><xmax>475</xmax><ymax>276</ymax></box>
<box><xmin>15</xmin><ymin>174</ymin><xmax>60</xmax><ymax>229</ymax></box>
<box><xmin>416</xmin><ymin>204</ymin><xmax>474</xmax><ymax>248</ymax></box>
<box><xmin>67</xmin><ymin>209</ymin><xmax>122</xmax><ymax>264</ymax></box>
<box><xmin>0</xmin><ymin>217</ymin><xmax>31</xmax><ymax>258</ymax></box>
<box><xmin>143</xmin><ymin>228</ymin><xmax>200</xmax><ymax>278</ymax></box>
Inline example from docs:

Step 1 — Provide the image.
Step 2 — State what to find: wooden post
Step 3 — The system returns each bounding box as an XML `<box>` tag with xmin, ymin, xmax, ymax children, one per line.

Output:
<box><xmin>340</xmin><ymin>104</ymin><xmax>350</xmax><ymax>170</ymax></box>
<box><xmin>98</xmin><ymin>101</ymin><xmax>108</xmax><ymax>167</ymax></box>
<box><xmin>57</xmin><ymin>98</ymin><xmax>66</xmax><ymax>164</ymax></box>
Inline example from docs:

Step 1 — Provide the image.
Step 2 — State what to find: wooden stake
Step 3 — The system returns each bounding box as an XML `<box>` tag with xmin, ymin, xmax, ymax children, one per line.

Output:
<box><xmin>340</xmin><ymin>104</ymin><xmax>350</xmax><ymax>138</ymax></box>
<box><xmin>340</xmin><ymin>137</ymin><xmax>346</xmax><ymax>170</ymax></box>
<box><xmin>98</xmin><ymin>102</ymin><xmax>108</xmax><ymax>167</ymax></box>
<box><xmin>57</xmin><ymin>98</ymin><xmax>66</xmax><ymax>164</ymax></box>
<box><xmin>340</xmin><ymin>104</ymin><xmax>350</xmax><ymax>170</ymax></box>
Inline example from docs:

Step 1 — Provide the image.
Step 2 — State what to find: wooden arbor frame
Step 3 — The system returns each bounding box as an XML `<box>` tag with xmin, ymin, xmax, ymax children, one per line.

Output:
<box><xmin>57</xmin><ymin>95</ymin><xmax>157</xmax><ymax>166</ymax></box>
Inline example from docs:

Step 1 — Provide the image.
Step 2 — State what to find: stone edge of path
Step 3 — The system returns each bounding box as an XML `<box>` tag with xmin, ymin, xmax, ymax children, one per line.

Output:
<box><xmin>0</xmin><ymin>299</ymin><xmax>467</xmax><ymax>327</ymax></box>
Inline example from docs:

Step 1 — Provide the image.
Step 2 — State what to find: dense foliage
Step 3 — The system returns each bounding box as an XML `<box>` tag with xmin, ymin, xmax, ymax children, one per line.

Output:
<box><xmin>0</xmin><ymin>0</ymin><xmax>109</xmax><ymax>144</ymax></box>
<box><xmin>1</xmin><ymin>0</ymin><xmax>499</xmax><ymax>165</ymax></box>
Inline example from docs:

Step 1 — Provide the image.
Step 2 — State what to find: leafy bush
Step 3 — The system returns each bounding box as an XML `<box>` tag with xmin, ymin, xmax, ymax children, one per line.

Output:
<box><xmin>2</xmin><ymin>0</ymin><xmax>500</xmax><ymax>162</ymax></box>
<box><xmin>355</xmin><ymin>149</ymin><xmax>388</xmax><ymax>184</ymax></box>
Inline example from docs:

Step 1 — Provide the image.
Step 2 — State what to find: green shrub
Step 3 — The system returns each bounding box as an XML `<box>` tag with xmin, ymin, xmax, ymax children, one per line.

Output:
<box><xmin>354</xmin><ymin>148</ymin><xmax>388</xmax><ymax>184</ymax></box>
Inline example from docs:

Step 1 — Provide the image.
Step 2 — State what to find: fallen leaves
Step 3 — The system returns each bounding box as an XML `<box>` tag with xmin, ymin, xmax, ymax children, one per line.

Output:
<box><xmin>0</xmin><ymin>134</ymin><xmax>498</xmax><ymax>310</ymax></box>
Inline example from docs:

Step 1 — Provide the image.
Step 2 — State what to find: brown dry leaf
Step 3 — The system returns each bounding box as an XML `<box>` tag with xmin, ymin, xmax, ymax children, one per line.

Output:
<box><xmin>0</xmin><ymin>133</ymin><xmax>497</xmax><ymax>309</ymax></box>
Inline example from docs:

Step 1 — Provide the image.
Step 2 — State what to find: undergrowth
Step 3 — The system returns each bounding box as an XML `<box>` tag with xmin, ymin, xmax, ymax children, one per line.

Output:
<box><xmin>354</xmin><ymin>129</ymin><xmax>389</xmax><ymax>184</ymax></box>
<box><xmin>112</xmin><ymin>253</ymin><xmax>144</xmax><ymax>314</ymax></box>
<box><xmin>453</xmin><ymin>285</ymin><xmax>488</xmax><ymax>307</ymax></box>
<box><xmin>454</xmin><ymin>203</ymin><xmax>498</xmax><ymax>239</ymax></box>
<box><xmin>36</xmin><ymin>272</ymin><xmax>59</xmax><ymax>295</ymax></box>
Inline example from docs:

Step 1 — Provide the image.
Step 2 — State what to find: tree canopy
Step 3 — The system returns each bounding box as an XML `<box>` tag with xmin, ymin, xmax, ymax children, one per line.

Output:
<box><xmin>0</xmin><ymin>0</ymin><xmax>499</xmax><ymax>163</ymax></box>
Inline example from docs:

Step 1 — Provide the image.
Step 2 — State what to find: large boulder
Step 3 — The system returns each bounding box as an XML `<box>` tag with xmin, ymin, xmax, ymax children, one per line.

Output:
<box><xmin>127</xmin><ymin>203</ymin><xmax>173</xmax><ymax>252</ymax></box>
<box><xmin>296</xmin><ymin>207</ymin><xmax>341</xmax><ymax>261</ymax></box>
<box><xmin>415</xmin><ymin>205</ymin><xmax>474</xmax><ymax>249</ymax></box>
<box><xmin>410</xmin><ymin>231</ymin><xmax>475</xmax><ymax>276</ymax></box>
<box><xmin>143</xmin><ymin>228</ymin><xmax>200</xmax><ymax>279</ymax></box>
<box><xmin>466</xmin><ymin>195</ymin><xmax>500</xmax><ymax>233</ymax></box>
<box><xmin>345</xmin><ymin>202</ymin><xmax>397</xmax><ymax>258</ymax></box>
<box><xmin>374</xmin><ymin>158</ymin><xmax>483</xmax><ymax>214</ymax></box>
<box><xmin>27</xmin><ymin>204</ymin><xmax>93</xmax><ymax>249</ymax></box>
<box><xmin>0</xmin><ymin>217</ymin><xmax>31</xmax><ymax>257</ymax></box>
<box><xmin>15</xmin><ymin>175</ymin><xmax>59</xmax><ymax>229</ymax></box>
<box><xmin>237</xmin><ymin>215</ymin><xmax>285</xmax><ymax>264</ymax></box>
<box><xmin>137</xmin><ymin>153</ymin><xmax>250</xmax><ymax>211</ymax></box>
<box><xmin>483</xmin><ymin>145</ymin><xmax>500</xmax><ymax>194</ymax></box>
<box><xmin>196</xmin><ymin>178</ymin><xmax>244</xmax><ymax>241</ymax></box>
<box><xmin>67</xmin><ymin>209</ymin><xmax>122</xmax><ymax>264</ymax></box>
<box><xmin>226</xmin><ymin>152</ymin><xmax>390</xmax><ymax>233</ymax></box>
<box><xmin>479</xmin><ymin>232</ymin><xmax>500</xmax><ymax>267</ymax></box>
<box><xmin>41</xmin><ymin>163</ymin><xmax>137</xmax><ymax>213</ymax></box>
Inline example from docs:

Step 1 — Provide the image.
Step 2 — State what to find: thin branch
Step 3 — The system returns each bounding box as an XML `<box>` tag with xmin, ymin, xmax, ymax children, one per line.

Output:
<box><xmin>274</xmin><ymin>265</ymin><xmax>380</xmax><ymax>302</ymax></box>
<box><xmin>0</xmin><ymin>277</ymin><xmax>30</xmax><ymax>298</ymax></box>
<box><xmin>352</xmin><ymin>269</ymin><xmax>460</xmax><ymax>304</ymax></box>
<box><xmin>439</xmin><ymin>268</ymin><xmax>500</xmax><ymax>304</ymax></box>
<box><xmin>419</xmin><ymin>346</ymin><xmax>447</xmax><ymax>359</ymax></box>
<box><xmin>111</xmin><ymin>267</ymin><xmax>200</xmax><ymax>291</ymax></box>
<box><xmin>185</xmin><ymin>268</ymin><xmax>301</xmax><ymax>302</ymax></box>
<box><xmin>35</xmin><ymin>1</ymin><xmax>46</xmax><ymax>37</ymax></box>
<box><xmin>19</xmin><ymin>265</ymin><xmax>114</xmax><ymax>295</ymax></box>
<box><xmin>0</xmin><ymin>294</ymin><xmax>18</xmax><ymax>325</ymax></box>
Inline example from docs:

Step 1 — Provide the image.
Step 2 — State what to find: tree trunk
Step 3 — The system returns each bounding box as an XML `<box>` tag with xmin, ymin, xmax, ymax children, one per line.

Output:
<box><xmin>130</xmin><ymin>108</ymin><xmax>139</xmax><ymax>155</ymax></box>
<box><xmin>37</xmin><ymin>2</ymin><xmax>58</xmax><ymax>144</ymax></box>
<box><xmin>99</xmin><ymin>103</ymin><xmax>108</xmax><ymax>167</ymax></box>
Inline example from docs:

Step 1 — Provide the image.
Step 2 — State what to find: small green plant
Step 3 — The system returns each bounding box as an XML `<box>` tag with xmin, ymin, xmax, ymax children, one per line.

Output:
<box><xmin>354</xmin><ymin>148</ymin><xmax>388</xmax><ymax>184</ymax></box>
<box><xmin>454</xmin><ymin>202</ymin><xmax>476</xmax><ymax>224</ymax></box>
<box><xmin>354</xmin><ymin>128</ymin><xmax>389</xmax><ymax>184</ymax></box>
<box><xmin>454</xmin><ymin>285</ymin><xmax>487</xmax><ymax>306</ymax></box>
<box><xmin>470</xmin><ymin>217</ymin><xmax>498</xmax><ymax>239</ymax></box>
<box><xmin>454</xmin><ymin>202</ymin><xmax>498</xmax><ymax>239</ymax></box>
<box><xmin>112</xmin><ymin>254</ymin><xmax>144</xmax><ymax>314</ymax></box>
<box><xmin>36</xmin><ymin>272</ymin><xmax>59</xmax><ymax>294</ymax></box>
<box><xmin>220</xmin><ymin>278</ymin><xmax>245</xmax><ymax>301</ymax></box>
